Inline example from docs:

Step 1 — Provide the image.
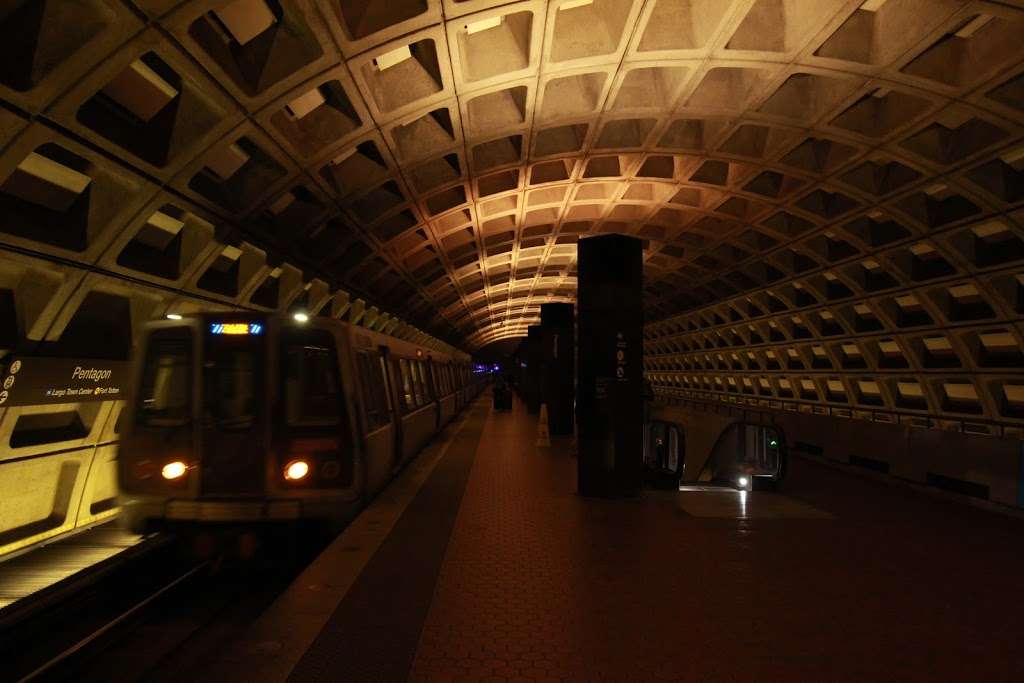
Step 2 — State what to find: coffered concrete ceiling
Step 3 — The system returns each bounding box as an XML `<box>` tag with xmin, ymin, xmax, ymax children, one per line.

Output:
<box><xmin>1</xmin><ymin>0</ymin><xmax>1023</xmax><ymax>353</ymax></box>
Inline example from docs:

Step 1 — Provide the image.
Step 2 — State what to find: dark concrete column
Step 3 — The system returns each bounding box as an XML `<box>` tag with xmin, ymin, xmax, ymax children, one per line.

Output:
<box><xmin>576</xmin><ymin>234</ymin><xmax>644</xmax><ymax>498</ymax></box>
<box><xmin>523</xmin><ymin>325</ymin><xmax>543</xmax><ymax>414</ymax></box>
<box><xmin>540</xmin><ymin>303</ymin><xmax>574</xmax><ymax>436</ymax></box>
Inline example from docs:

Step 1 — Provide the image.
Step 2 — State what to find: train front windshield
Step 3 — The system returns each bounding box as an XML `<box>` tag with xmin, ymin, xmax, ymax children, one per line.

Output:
<box><xmin>136</xmin><ymin>327</ymin><xmax>191</xmax><ymax>428</ymax></box>
<box><xmin>204</xmin><ymin>343</ymin><xmax>259</xmax><ymax>432</ymax></box>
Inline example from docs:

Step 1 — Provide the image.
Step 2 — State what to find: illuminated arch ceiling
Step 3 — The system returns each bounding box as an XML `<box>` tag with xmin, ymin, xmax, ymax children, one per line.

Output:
<box><xmin>1</xmin><ymin>1</ymin><xmax>1023</xmax><ymax>353</ymax></box>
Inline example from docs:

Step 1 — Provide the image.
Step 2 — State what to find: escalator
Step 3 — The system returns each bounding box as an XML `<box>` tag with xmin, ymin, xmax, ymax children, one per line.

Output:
<box><xmin>643</xmin><ymin>419</ymin><xmax>787</xmax><ymax>491</ymax></box>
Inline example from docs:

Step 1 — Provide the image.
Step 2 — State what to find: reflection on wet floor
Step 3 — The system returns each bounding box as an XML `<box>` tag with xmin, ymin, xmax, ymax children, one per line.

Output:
<box><xmin>675</xmin><ymin>488</ymin><xmax>832</xmax><ymax>519</ymax></box>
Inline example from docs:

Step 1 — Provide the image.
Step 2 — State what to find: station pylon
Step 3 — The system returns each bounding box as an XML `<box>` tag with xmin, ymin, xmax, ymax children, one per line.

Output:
<box><xmin>536</xmin><ymin>403</ymin><xmax>551</xmax><ymax>447</ymax></box>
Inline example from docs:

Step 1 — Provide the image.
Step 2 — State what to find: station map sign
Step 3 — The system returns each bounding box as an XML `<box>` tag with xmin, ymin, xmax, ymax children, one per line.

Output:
<box><xmin>0</xmin><ymin>357</ymin><xmax>132</xmax><ymax>407</ymax></box>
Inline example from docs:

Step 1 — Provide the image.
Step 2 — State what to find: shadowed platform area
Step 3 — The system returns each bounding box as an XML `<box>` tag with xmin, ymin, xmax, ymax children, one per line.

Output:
<box><xmin>198</xmin><ymin>394</ymin><xmax>1024</xmax><ymax>682</ymax></box>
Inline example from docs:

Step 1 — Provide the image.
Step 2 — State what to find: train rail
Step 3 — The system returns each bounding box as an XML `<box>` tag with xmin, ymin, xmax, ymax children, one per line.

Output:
<box><xmin>16</xmin><ymin>560</ymin><xmax>209</xmax><ymax>683</ymax></box>
<box><xmin>3</xmin><ymin>527</ymin><xmax>329</xmax><ymax>683</ymax></box>
<box><xmin>0</xmin><ymin>528</ymin><xmax>181</xmax><ymax>683</ymax></box>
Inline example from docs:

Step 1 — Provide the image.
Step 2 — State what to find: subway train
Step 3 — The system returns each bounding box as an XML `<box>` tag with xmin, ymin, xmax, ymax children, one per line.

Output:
<box><xmin>117</xmin><ymin>312</ymin><xmax>486</xmax><ymax>535</ymax></box>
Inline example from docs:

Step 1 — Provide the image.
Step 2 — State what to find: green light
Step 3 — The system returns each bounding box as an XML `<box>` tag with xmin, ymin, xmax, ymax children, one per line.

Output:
<box><xmin>768</xmin><ymin>438</ymin><xmax>779</xmax><ymax>449</ymax></box>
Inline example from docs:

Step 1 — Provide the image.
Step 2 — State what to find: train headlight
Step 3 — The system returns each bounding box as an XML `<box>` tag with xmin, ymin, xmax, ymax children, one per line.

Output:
<box><xmin>737</xmin><ymin>476</ymin><xmax>749</xmax><ymax>489</ymax></box>
<box><xmin>284</xmin><ymin>460</ymin><xmax>310</xmax><ymax>481</ymax></box>
<box><xmin>162</xmin><ymin>461</ymin><xmax>188</xmax><ymax>480</ymax></box>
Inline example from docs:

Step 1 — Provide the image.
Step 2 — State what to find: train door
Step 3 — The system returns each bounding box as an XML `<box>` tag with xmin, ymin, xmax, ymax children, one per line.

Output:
<box><xmin>424</xmin><ymin>359</ymin><xmax>441</xmax><ymax>429</ymax></box>
<box><xmin>199</xmin><ymin>321</ymin><xmax>266</xmax><ymax>497</ymax></box>
<box><xmin>385</xmin><ymin>353</ymin><xmax>407</xmax><ymax>468</ymax></box>
<box><xmin>274</xmin><ymin>326</ymin><xmax>354</xmax><ymax>492</ymax></box>
<box><xmin>355</xmin><ymin>348</ymin><xmax>396</xmax><ymax>494</ymax></box>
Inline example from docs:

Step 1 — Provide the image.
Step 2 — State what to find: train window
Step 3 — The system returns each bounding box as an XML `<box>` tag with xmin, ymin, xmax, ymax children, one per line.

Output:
<box><xmin>136</xmin><ymin>327</ymin><xmax>191</xmax><ymax>427</ymax></box>
<box><xmin>411</xmin><ymin>360</ymin><xmax>427</xmax><ymax>406</ymax></box>
<box><xmin>357</xmin><ymin>352</ymin><xmax>390</xmax><ymax>429</ymax></box>
<box><xmin>282</xmin><ymin>330</ymin><xmax>343</xmax><ymax>427</ymax></box>
<box><xmin>205</xmin><ymin>343</ymin><xmax>260</xmax><ymax>431</ymax></box>
<box><xmin>417</xmin><ymin>361</ymin><xmax>433</xmax><ymax>402</ymax></box>
<box><xmin>398</xmin><ymin>358</ymin><xmax>416</xmax><ymax>411</ymax></box>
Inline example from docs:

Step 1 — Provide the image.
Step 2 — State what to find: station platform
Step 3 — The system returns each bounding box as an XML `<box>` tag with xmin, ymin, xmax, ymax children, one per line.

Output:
<box><xmin>203</xmin><ymin>394</ymin><xmax>1024</xmax><ymax>682</ymax></box>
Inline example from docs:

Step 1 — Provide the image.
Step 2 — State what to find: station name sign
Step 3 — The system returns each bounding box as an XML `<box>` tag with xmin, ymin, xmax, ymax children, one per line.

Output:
<box><xmin>0</xmin><ymin>357</ymin><xmax>131</xmax><ymax>407</ymax></box>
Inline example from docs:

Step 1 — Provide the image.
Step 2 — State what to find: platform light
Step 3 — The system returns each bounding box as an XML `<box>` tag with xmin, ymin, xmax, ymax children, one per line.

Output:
<box><xmin>162</xmin><ymin>461</ymin><xmax>188</xmax><ymax>480</ymax></box>
<box><xmin>738</xmin><ymin>476</ymin><xmax>749</xmax><ymax>488</ymax></box>
<box><xmin>284</xmin><ymin>460</ymin><xmax>310</xmax><ymax>481</ymax></box>
<box><xmin>166</xmin><ymin>313</ymin><xmax>182</xmax><ymax>320</ymax></box>
<box><xmin>293</xmin><ymin>312</ymin><xmax>309</xmax><ymax>323</ymax></box>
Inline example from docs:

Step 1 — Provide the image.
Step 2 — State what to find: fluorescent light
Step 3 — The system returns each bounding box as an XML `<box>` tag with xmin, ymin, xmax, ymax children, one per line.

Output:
<box><xmin>375</xmin><ymin>45</ymin><xmax>412</xmax><ymax>70</ymax></box>
<box><xmin>293</xmin><ymin>312</ymin><xmax>309</xmax><ymax>323</ymax></box>
<box><xmin>166</xmin><ymin>313</ymin><xmax>182</xmax><ymax>320</ymax></box>
<box><xmin>560</xmin><ymin>0</ymin><xmax>594</xmax><ymax>9</ymax></box>
<box><xmin>466</xmin><ymin>16</ymin><xmax>503</xmax><ymax>34</ymax></box>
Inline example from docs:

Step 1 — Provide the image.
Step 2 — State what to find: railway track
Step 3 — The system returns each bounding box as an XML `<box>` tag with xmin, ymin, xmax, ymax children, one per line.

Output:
<box><xmin>3</xmin><ymin>529</ymin><xmax>328</xmax><ymax>683</ymax></box>
<box><xmin>17</xmin><ymin>559</ymin><xmax>210</xmax><ymax>682</ymax></box>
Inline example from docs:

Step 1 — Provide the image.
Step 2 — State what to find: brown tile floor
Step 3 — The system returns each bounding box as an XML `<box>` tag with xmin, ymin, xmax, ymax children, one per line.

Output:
<box><xmin>408</xmin><ymin>397</ymin><xmax>1024</xmax><ymax>682</ymax></box>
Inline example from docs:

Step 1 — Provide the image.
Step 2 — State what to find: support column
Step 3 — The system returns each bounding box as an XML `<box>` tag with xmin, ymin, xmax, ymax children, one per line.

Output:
<box><xmin>540</xmin><ymin>303</ymin><xmax>574</xmax><ymax>436</ymax></box>
<box><xmin>576</xmin><ymin>234</ymin><xmax>643</xmax><ymax>498</ymax></box>
<box><xmin>523</xmin><ymin>325</ymin><xmax>543</xmax><ymax>414</ymax></box>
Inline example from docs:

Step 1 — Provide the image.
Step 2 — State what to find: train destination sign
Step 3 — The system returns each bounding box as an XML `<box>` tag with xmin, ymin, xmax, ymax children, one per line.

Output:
<box><xmin>0</xmin><ymin>357</ymin><xmax>132</xmax><ymax>407</ymax></box>
<box><xmin>210</xmin><ymin>322</ymin><xmax>263</xmax><ymax>336</ymax></box>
